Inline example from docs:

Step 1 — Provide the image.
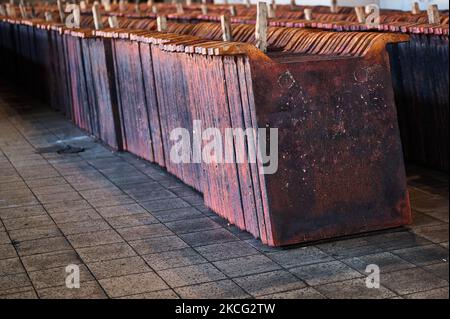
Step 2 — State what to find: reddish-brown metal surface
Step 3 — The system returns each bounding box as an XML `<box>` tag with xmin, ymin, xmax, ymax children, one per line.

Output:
<box><xmin>87</xmin><ymin>37</ymin><xmax>123</xmax><ymax>151</ymax></box>
<box><xmin>245</xmin><ymin>41</ymin><xmax>412</xmax><ymax>245</ymax></box>
<box><xmin>151</xmin><ymin>45</ymin><xmax>203</xmax><ymax>191</ymax></box>
<box><xmin>138</xmin><ymin>41</ymin><xmax>165</xmax><ymax>167</ymax></box>
<box><xmin>59</xmin><ymin>27</ymin><xmax>74</xmax><ymax>121</ymax></box>
<box><xmin>64</xmin><ymin>32</ymin><xmax>93</xmax><ymax>133</ymax></box>
<box><xmin>112</xmin><ymin>36</ymin><xmax>154</xmax><ymax>162</ymax></box>
<box><xmin>81</xmin><ymin>34</ymin><xmax>101</xmax><ymax>138</ymax></box>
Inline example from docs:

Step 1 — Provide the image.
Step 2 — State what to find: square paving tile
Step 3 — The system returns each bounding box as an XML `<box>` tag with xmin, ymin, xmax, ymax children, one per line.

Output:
<box><xmin>225</xmin><ymin>225</ymin><xmax>255</xmax><ymax>241</ymax></box>
<box><xmin>392</xmin><ymin>244</ymin><xmax>448</xmax><ymax>266</ymax></box>
<box><xmin>152</xmin><ymin>207</ymin><xmax>204</xmax><ymax>223</ymax></box>
<box><xmin>315</xmin><ymin>278</ymin><xmax>396</xmax><ymax>299</ymax></box>
<box><xmin>37</xmin><ymin>281</ymin><xmax>107</xmax><ymax>299</ymax></box>
<box><xmin>113</xmin><ymin>176</ymin><xmax>156</xmax><ymax>187</ymax></box>
<box><xmin>43</xmin><ymin>200</ymin><xmax>92</xmax><ymax>214</ymax></box>
<box><xmin>105</xmin><ymin>213</ymin><xmax>158</xmax><ymax>229</ymax></box>
<box><xmin>179</xmin><ymin>229</ymin><xmax>238</xmax><ymax>247</ymax></box>
<box><xmin>411</xmin><ymin>195</ymin><xmax>448</xmax><ymax>215</ymax></box>
<box><xmin>87</xmin><ymin>256</ymin><xmax>152</xmax><ymax>280</ymax></box>
<box><xmin>0</xmin><ymin>289</ymin><xmax>38</xmax><ymax>299</ymax></box>
<box><xmin>404</xmin><ymin>287</ymin><xmax>449</xmax><ymax>299</ymax></box>
<box><xmin>26</xmin><ymin>177</ymin><xmax>69</xmax><ymax>189</ymax></box>
<box><xmin>127</xmin><ymin>188</ymin><xmax>176</xmax><ymax>202</ymax></box>
<box><xmin>116</xmin><ymin>224</ymin><xmax>173</xmax><ymax>241</ymax></box>
<box><xmin>87</xmin><ymin>195</ymin><xmax>136</xmax><ymax>209</ymax></box>
<box><xmin>15</xmin><ymin>236</ymin><xmax>72</xmax><ymax>256</ymax></box>
<box><xmin>411</xmin><ymin>224</ymin><xmax>449</xmax><ymax>244</ymax></box>
<box><xmin>234</xmin><ymin>270</ymin><xmax>306</xmax><ymax>297</ymax></box>
<box><xmin>139</xmin><ymin>198</ymin><xmax>191</xmax><ymax>213</ymax></box>
<box><xmin>129</xmin><ymin>235</ymin><xmax>188</xmax><ymax>255</ymax></box>
<box><xmin>158</xmin><ymin>179</ymin><xmax>188</xmax><ymax>190</ymax></box>
<box><xmin>0</xmin><ymin>182</ymin><xmax>28</xmax><ymax>192</ymax></box>
<box><xmin>0</xmin><ymin>196</ymin><xmax>40</xmax><ymax>209</ymax></box>
<box><xmin>118</xmin><ymin>289</ymin><xmax>179</xmax><ymax>299</ymax></box>
<box><xmin>50</xmin><ymin>209</ymin><xmax>102</xmax><ymax>224</ymax></box>
<box><xmin>2</xmin><ymin>215</ymin><xmax>55</xmax><ymax>231</ymax></box>
<box><xmin>9</xmin><ymin>225</ymin><xmax>62</xmax><ymax>242</ymax></box>
<box><xmin>76</xmin><ymin>242</ymin><xmax>137</xmax><ymax>263</ymax></box>
<box><xmin>0</xmin><ymin>205</ymin><xmax>46</xmax><ymax>220</ymax></box>
<box><xmin>31</xmin><ymin>184</ymin><xmax>75</xmax><ymax>196</ymax></box>
<box><xmin>408</xmin><ymin>210</ymin><xmax>445</xmax><ymax>229</ymax></box>
<box><xmin>267</xmin><ymin>246</ymin><xmax>333</xmax><ymax>268</ymax></box>
<box><xmin>165</xmin><ymin>217</ymin><xmax>221</xmax><ymax>235</ymax></box>
<box><xmin>175</xmin><ymin>280</ymin><xmax>250</xmax><ymax>299</ymax></box>
<box><xmin>0</xmin><ymin>231</ymin><xmax>10</xmax><ymax>244</ymax></box>
<box><xmin>0</xmin><ymin>189</ymin><xmax>33</xmax><ymax>199</ymax></box>
<box><xmin>423</xmin><ymin>263</ymin><xmax>449</xmax><ymax>281</ymax></box>
<box><xmin>426</xmin><ymin>210</ymin><xmax>449</xmax><ymax>223</ymax></box>
<box><xmin>213</xmin><ymin>254</ymin><xmax>281</xmax><ymax>278</ymax></box>
<box><xmin>342</xmin><ymin>252</ymin><xmax>415</xmax><ymax>274</ymax></box>
<box><xmin>66</xmin><ymin>230</ymin><xmax>123</xmax><ymax>248</ymax></box>
<box><xmin>181</xmin><ymin>195</ymin><xmax>204</xmax><ymax>206</ymax></box>
<box><xmin>381</xmin><ymin>268</ymin><xmax>448</xmax><ymax>295</ymax></box>
<box><xmin>142</xmin><ymin>248</ymin><xmax>207</xmax><ymax>271</ymax></box>
<box><xmin>257</xmin><ymin>287</ymin><xmax>326</xmax><ymax>299</ymax></box>
<box><xmin>195</xmin><ymin>241</ymin><xmax>260</xmax><ymax>262</ymax></box>
<box><xmin>244</xmin><ymin>239</ymin><xmax>284</xmax><ymax>254</ymax></box>
<box><xmin>28</xmin><ymin>264</ymin><xmax>93</xmax><ymax>289</ymax></box>
<box><xmin>290</xmin><ymin>261</ymin><xmax>363</xmax><ymax>286</ymax></box>
<box><xmin>71</xmin><ymin>181</ymin><xmax>116</xmax><ymax>192</ymax></box>
<box><xmin>21</xmin><ymin>250</ymin><xmax>82</xmax><ymax>272</ymax></box>
<box><xmin>192</xmin><ymin>204</ymin><xmax>215</xmax><ymax>216</ymax></box>
<box><xmin>58</xmin><ymin>219</ymin><xmax>112</xmax><ymax>236</ymax></box>
<box><xmin>79</xmin><ymin>187</ymin><xmax>125</xmax><ymax>200</ymax></box>
<box><xmin>169</xmin><ymin>187</ymin><xmax>201</xmax><ymax>198</ymax></box>
<box><xmin>99</xmin><ymin>272</ymin><xmax>168</xmax><ymax>298</ymax></box>
<box><xmin>0</xmin><ymin>273</ymin><xmax>32</xmax><ymax>296</ymax></box>
<box><xmin>96</xmin><ymin>204</ymin><xmax>148</xmax><ymax>218</ymax></box>
<box><xmin>35</xmin><ymin>192</ymin><xmax>83</xmax><ymax>204</ymax></box>
<box><xmin>365</xmin><ymin>230</ymin><xmax>432</xmax><ymax>251</ymax></box>
<box><xmin>158</xmin><ymin>263</ymin><xmax>226</xmax><ymax>288</ymax></box>
<box><xmin>316</xmin><ymin>238</ymin><xmax>384</xmax><ymax>260</ymax></box>
<box><xmin>0</xmin><ymin>257</ymin><xmax>25</xmax><ymax>276</ymax></box>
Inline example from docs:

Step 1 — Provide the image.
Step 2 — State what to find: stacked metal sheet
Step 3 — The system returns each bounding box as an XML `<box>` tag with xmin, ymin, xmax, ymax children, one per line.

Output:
<box><xmin>0</xmin><ymin>13</ymin><xmax>414</xmax><ymax>245</ymax></box>
<box><xmin>69</xmin><ymin>4</ymin><xmax>450</xmax><ymax>172</ymax></box>
<box><xmin>388</xmin><ymin>31</ymin><xmax>449</xmax><ymax>172</ymax></box>
<box><xmin>85</xmin><ymin>9</ymin><xmax>449</xmax><ymax>172</ymax></box>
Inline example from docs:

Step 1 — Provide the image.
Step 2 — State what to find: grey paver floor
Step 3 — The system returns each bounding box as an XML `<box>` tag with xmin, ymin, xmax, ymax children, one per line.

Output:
<box><xmin>0</xmin><ymin>86</ymin><xmax>448</xmax><ymax>299</ymax></box>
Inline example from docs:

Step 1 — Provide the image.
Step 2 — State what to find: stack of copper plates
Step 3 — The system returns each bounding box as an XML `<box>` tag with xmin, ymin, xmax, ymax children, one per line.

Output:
<box><xmin>7</xmin><ymin>0</ymin><xmax>448</xmax><ymax>246</ymax></box>
<box><xmin>0</xmin><ymin>12</ymin><xmax>414</xmax><ymax>245</ymax></box>
<box><xmin>50</xmin><ymin>23</ymin><xmax>73</xmax><ymax>118</ymax></box>
<box><xmin>86</xmin><ymin>31</ymin><xmax>124</xmax><ymax>151</ymax></box>
<box><xmin>29</xmin><ymin>1</ymin><xmax>448</xmax><ymax>172</ymax></box>
<box><xmin>63</xmin><ymin>28</ymin><xmax>96</xmax><ymax>134</ymax></box>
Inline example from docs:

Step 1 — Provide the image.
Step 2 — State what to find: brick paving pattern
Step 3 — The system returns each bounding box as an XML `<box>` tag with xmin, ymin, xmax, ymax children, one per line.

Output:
<box><xmin>0</xmin><ymin>85</ymin><xmax>448</xmax><ymax>299</ymax></box>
